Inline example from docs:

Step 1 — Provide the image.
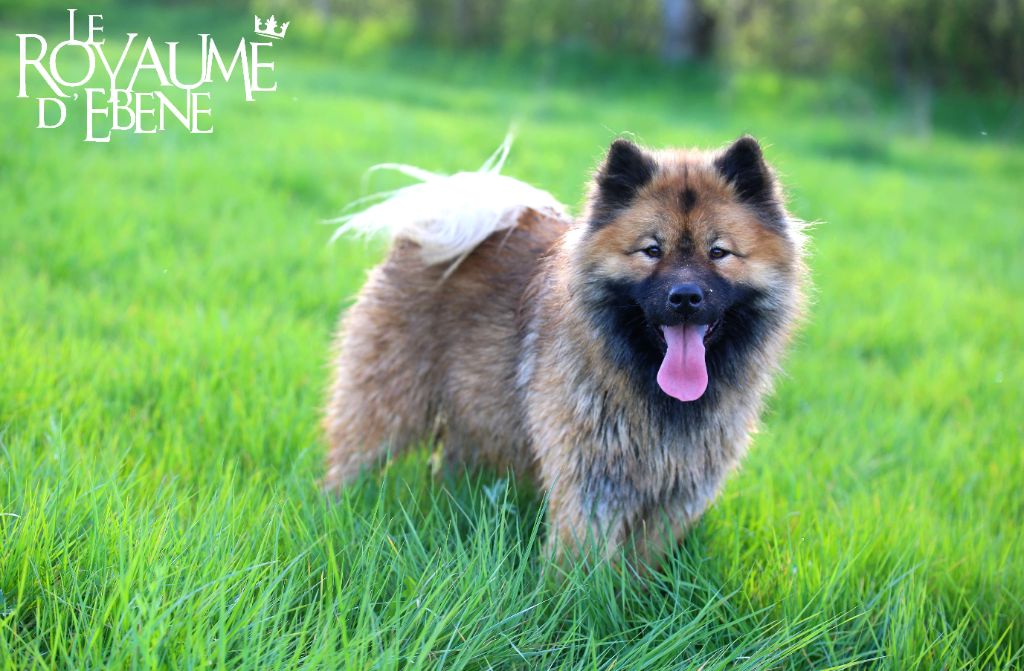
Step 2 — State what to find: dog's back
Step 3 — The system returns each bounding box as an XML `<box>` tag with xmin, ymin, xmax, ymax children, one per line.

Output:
<box><xmin>322</xmin><ymin>173</ymin><xmax>570</xmax><ymax>490</ymax></box>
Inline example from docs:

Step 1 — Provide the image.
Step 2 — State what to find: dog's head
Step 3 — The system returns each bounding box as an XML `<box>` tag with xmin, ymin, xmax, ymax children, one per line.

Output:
<box><xmin>573</xmin><ymin>136</ymin><xmax>806</xmax><ymax>403</ymax></box>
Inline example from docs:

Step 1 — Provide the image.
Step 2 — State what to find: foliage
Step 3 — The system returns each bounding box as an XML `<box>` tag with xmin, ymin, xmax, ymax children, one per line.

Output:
<box><xmin>3</xmin><ymin>0</ymin><xmax>1020</xmax><ymax>90</ymax></box>
<box><xmin>244</xmin><ymin>0</ymin><xmax>1024</xmax><ymax>92</ymax></box>
<box><xmin>708</xmin><ymin>0</ymin><xmax>1024</xmax><ymax>92</ymax></box>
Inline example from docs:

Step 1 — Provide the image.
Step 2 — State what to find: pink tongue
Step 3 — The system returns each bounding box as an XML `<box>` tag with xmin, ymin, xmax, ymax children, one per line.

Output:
<box><xmin>657</xmin><ymin>324</ymin><xmax>708</xmax><ymax>402</ymax></box>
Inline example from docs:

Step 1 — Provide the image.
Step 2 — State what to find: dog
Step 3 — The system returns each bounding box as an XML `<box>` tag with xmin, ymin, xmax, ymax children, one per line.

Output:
<box><xmin>322</xmin><ymin>135</ymin><xmax>808</xmax><ymax>564</ymax></box>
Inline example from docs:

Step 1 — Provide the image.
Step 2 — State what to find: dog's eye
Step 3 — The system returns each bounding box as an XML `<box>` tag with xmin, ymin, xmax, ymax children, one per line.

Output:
<box><xmin>709</xmin><ymin>246</ymin><xmax>731</xmax><ymax>260</ymax></box>
<box><xmin>641</xmin><ymin>245</ymin><xmax>662</xmax><ymax>259</ymax></box>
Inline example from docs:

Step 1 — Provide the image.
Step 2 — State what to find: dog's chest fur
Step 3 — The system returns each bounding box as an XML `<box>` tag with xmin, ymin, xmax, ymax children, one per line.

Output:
<box><xmin>520</xmin><ymin>295</ymin><xmax>760</xmax><ymax>536</ymax></box>
<box><xmin>509</xmin><ymin>225</ymin><xmax>781</xmax><ymax>541</ymax></box>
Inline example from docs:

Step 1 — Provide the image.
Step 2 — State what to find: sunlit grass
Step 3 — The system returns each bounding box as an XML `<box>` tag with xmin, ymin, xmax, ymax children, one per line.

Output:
<box><xmin>1</xmin><ymin>5</ymin><xmax>1022</xmax><ymax>669</ymax></box>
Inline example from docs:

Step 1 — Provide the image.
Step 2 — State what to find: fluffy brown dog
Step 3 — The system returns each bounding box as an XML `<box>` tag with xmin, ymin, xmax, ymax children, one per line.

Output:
<box><xmin>323</xmin><ymin>136</ymin><xmax>808</xmax><ymax>563</ymax></box>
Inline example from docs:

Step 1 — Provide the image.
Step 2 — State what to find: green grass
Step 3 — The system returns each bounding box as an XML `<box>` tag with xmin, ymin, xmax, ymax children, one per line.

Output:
<box><xmin>2</xmin><ymin>5</ymin><xmax>1023</xmax><ymax>669</ymax></box>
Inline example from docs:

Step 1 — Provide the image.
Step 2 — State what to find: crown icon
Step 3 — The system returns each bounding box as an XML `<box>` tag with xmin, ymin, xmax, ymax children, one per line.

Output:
<box><xmin>254</xmin><ymin>15</ymin><xmax>289</xmax><ymax>39</ymax></box>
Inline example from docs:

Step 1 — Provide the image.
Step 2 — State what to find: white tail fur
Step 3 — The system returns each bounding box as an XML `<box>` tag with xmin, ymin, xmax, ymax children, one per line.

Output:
<box><xmin>330</xmin><ymin>135</ymin><xmax>568</xmax><ymax>271</ymax></box>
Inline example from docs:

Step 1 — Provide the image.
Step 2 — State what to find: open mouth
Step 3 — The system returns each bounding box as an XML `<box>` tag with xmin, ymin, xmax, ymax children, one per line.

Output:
<box><xmin>703</xmin><ymin>316</ymin><xmax>723</xmax><ymax>343</ymax></box>
<box><xmin>653</xmin><ymin>316</ymin><xmax>722</xmax><ymax>349</ymax></box>
<box><xmin>651</xmin><ymin>317</ymin><xmax>723</xmax><ymax>403</ymax></box>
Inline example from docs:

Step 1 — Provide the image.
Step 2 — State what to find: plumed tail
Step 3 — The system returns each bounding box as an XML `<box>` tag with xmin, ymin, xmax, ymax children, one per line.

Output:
<box><xmin>330</xmin><ymin>134</ymin><xmax>568</xmax><ymax>271</ymax></box>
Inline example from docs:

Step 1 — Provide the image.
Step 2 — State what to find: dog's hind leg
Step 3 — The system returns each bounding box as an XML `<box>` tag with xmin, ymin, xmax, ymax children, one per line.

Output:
<box><xmin>321</xmin><ymin>262</ymin><xmax>440</xmax><ymax>493</ymax></box>
<box><xmin>322</xmin><ymin>381</ymin><xmax>420</xmax><ymax>492</ymax></box>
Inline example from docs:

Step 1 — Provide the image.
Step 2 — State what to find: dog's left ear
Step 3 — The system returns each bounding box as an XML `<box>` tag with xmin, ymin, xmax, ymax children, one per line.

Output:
<box><xmin>715</xmin><ymin>135</ymin><xmax>785</xmax><ymax>228</ymax></box>
<box><xmin>715</xmin><ymin>135</ymin><xmax>775</xmax><ymax>205</ymax></box>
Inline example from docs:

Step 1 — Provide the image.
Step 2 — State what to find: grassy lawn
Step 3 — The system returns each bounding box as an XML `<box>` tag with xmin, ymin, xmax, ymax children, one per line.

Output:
<box><xmin>1</xmin><ymin>6</ymin><xmax>1022</xmax><ymax>669</ymax></box>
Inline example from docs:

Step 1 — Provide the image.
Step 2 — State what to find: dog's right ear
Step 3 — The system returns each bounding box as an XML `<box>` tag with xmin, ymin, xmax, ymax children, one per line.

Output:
<box><xmin>590</xmin><ymin>139</ymin><xmax>657</xmax><ymax>227</ymax></box>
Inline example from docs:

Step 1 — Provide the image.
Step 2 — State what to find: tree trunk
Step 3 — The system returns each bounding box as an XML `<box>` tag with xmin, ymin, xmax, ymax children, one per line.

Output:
<box><xmin>661</xmin><ymin>0</ymin><xmax>697</xmax><ymax>62</ymax></box>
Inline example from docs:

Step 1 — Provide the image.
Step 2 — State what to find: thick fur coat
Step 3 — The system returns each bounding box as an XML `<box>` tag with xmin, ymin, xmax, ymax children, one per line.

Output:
<box><xmin>323</xmin><ymin>136</ymin><xmax>808</xmax><ymax>563</ymax></box>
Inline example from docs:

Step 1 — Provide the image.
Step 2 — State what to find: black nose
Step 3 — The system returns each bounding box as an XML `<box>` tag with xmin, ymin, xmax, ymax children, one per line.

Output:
<box><xmin>667</xmin><ymin>283</ymin><xmax>704</xmax><ymax>313</ymax></box>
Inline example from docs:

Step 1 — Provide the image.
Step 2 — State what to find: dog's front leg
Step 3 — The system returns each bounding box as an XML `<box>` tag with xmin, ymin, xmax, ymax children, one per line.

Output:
<box><xmin>543</xmin><ymin>476</ymin><xmax>636</xmax><ymax>567</ymax></box>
